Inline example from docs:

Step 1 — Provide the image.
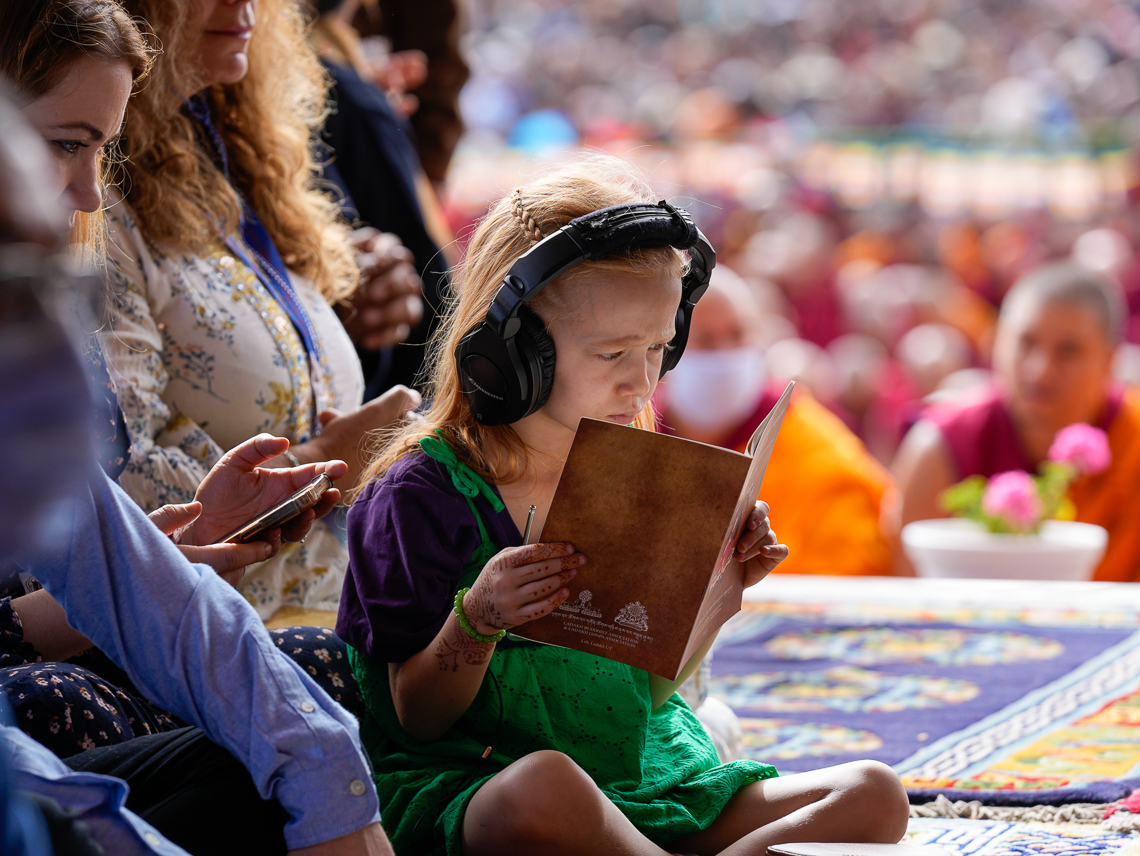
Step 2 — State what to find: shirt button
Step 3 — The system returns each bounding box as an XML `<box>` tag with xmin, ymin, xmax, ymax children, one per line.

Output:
<box><xmin>349</xmin><ymin>779</ymin><xmax>367</xmax><ymax>796</ymax></box>
<box><xmin>144</xmin><ymin>831</ymin><xmax>162</xmax><ymax>846</ymax></box>
<box><xmin>300</xmin><ymin>701</ymin><xmax>315</xmax><ymax>713</ymax></box>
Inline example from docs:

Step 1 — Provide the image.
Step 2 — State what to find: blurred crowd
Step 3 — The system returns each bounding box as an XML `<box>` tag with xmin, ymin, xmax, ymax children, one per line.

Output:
<box><xmin>442</xmin><ymin>0</ymin><xmax>1140</xmax><ymax>463</ymax></box>
<box><xmin>5</xmin><ymin>0</ymin><xmax>1140</xmax><ymax>848</ymax></box>
<box><xmin>458</xmin><ymin>0</ymin><xmax>1140</xmax><ymax>147</ymax></box>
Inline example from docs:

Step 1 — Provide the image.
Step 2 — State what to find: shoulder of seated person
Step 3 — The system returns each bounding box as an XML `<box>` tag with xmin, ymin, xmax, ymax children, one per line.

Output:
<box><xmin>358</xmin><ymin>449</ymin><xmax>459</xmax><ymax>502</ymax></box>
<box><xmin>780</xmin><ymin>396</ymin><xmax>883</xmax><ymax>466</ymax></box>
<box><xmin>894</xmin><ymin>419</ymin><xmax>953</xmax><ymax>475</ymax></box>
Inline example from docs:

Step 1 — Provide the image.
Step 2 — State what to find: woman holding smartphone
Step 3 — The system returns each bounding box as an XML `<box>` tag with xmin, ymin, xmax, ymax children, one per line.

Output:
<box><xmin>0</xmin><ymin>0</ymin><xmax>386</xmax><ymax>757</ymax></box>
<box><xmin>92</xmin><ymin>0</ymin><xmax>423</xmax><ymax>621</ymax></box>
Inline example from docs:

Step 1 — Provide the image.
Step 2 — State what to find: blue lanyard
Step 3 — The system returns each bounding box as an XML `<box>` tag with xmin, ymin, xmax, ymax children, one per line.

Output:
<box><xmin>226</xmin><ymin>211</ymin><xmax>322</xmax><ymax>363</ymax></box>
<box><xmin>185</xmin><ymin>96</ymin><xmax>321</xmax><ymax>362</ymax></box>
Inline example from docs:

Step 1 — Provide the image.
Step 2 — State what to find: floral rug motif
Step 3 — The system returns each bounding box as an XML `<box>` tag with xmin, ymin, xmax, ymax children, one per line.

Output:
<box><xmin>905</xmin><ymin>817</ymin><xmax>1140</xmax><ymax>856</ymax></box>
<box><xmin>711</xmin><ymin>594</ymin><xmax>1140</xmax><ymax>804</ymax></box>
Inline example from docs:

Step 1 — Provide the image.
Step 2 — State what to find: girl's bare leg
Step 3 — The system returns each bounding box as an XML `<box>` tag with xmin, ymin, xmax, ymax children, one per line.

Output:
<box><xmin>462</xmin><ymin>750</ymin><xmax>671</xmax><ymax>856</ymax></box>
<box><xmin>464</xmin><ymin>755</ymin><xmax>908</xmax><ymax>856</ymax></box>
<box><xmin>671</xmin><ymin>761</ymin><xmax>910</xmax><ymax>856</ymax></box>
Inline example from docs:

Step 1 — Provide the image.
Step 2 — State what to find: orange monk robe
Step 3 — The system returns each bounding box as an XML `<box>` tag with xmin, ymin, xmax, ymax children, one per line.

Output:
<box><xmin>1068</xmin><ymin>386</ymin><xmax>1140</xmax><ymax>582</ymax></box>
<box><xmin>687</xmin><ymin>385</ymin><xmax>894</xmax><ymax>577</ymax></box>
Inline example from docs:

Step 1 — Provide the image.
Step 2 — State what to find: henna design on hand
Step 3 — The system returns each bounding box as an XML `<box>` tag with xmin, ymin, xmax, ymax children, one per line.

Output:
<box><xmin>468</xmin><ymin>583</ymin><xmax>505</xmax><ymax>633</ymax></box>
<box><xmin>435</xmin><ymin>629</ymin><xmax>492</xmax><ymax>672</ymax></box>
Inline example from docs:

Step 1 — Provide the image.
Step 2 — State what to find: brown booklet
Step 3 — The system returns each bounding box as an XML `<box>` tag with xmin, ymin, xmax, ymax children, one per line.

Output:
<box><xmin>511</xmin><ymin>381</ymin><xmax>794</xmax><ymax>679</ymax></box>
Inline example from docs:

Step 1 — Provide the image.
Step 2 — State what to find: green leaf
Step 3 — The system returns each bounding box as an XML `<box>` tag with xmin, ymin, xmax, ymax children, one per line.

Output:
<box><xmin>940</xmin><ymin>476</ymin><xmax>986</xmax><ymax>518</ymax></box>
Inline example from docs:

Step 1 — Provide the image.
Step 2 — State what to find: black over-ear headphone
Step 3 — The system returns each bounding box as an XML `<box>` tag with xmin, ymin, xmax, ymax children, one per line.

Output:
<box><xmin>455</xmin><ymin>200</ymin><xmax>716</xmax><ymax>426</ymax></box>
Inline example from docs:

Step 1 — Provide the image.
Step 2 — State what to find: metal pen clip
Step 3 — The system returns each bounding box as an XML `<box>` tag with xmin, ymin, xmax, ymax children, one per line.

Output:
<box><xmin>522</xmin><ymin>505</ymin><xmax>537</xmax><ymax>545</ymax></box>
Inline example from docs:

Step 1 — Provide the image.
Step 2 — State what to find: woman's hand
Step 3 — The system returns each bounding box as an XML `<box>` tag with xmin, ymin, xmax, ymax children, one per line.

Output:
<box><xmin>148</xmin><ymin>434</ymin><xmax>349</xmax><ymax>585</ymax></box>
<box><xmin>463</xmin><ymin>542</ymin><xmax>586</xmax><ymax>635</ymax></box>
<box><xmin>368</xmin><ymin>49</ymin><xmax>428</xmax><ymax>117</ymax></box>
<box><xmin>290</xmin><ymin>385</ymin><xmax>422</xmax><ymax>490</ymax></box>
<box><xmin>337</xmin><ymin>229</ymin><xmax>424</xmax><ymax>351</ymax></box>
<box><xmin>734</xmin><ymin>500</ymin><xmax>788</xmax><ymax>588</ymax></box>
<box><xmin>148</xmin><ymin>501</ymin><xmax>274</xmax><ymax>586</ymax></box>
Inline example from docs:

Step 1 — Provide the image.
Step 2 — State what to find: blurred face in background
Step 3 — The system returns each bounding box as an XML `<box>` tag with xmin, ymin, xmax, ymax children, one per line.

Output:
<box><xmin>688</xmin><ymin>285</ymin><xmax>752</xmax><ymax>351</ymax></box>
<box><xmin>992</xmin><ymin>293</ymin><xmax>1115</xmax><ymax>433</ymax></box>
<box><xmin>191</xmin><ymin>0</ymin><xmax>259</xmax><ymax>87</ymax></box>
<box><xmin>665</xmin><ymin>269</ymin><xmax>768</xmax><ymax>438</ymax></box>
<box><xmin>21</xmin><ymin>55</ymin><xmax>132</xmax><ymax>222</ymax></box>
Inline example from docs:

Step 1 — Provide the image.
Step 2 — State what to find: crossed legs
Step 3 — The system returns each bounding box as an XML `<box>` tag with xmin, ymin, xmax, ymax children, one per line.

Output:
<box><xmin>462</xmin><ymin>750</ymin><xmax>910</xmax><ymax>856</ymax></box>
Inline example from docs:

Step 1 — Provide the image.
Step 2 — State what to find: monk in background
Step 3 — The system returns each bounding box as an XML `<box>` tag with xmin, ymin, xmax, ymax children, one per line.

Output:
<box><xmin>891</xmin><ymin>262</ymin><xmax>1140</xmax><ymax>581</ymax></box>
<box><xmin>659</xmin><ymin>266</ymin><xmax>894</xmax><ymax>577</ymax></box>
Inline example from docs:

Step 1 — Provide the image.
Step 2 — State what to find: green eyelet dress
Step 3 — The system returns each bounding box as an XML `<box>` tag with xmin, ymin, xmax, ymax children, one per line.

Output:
<box><xmin>347</xmin><ymin>437</ymin><xmax>777</xmax><ymax>855</ymax></box>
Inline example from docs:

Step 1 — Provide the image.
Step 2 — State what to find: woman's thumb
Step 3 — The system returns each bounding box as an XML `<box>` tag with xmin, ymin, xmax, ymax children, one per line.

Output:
<box><xmin>148</xmin><ymin>501</ymin><xmax>203</xmax><ymax>537</ymax></box>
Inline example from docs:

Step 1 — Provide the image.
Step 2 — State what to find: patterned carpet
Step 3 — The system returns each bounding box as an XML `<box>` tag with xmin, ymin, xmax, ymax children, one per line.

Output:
<box><xmin>712</xmin><ymin>576</ymin><xmax>1140</xmax><ymax>806</ymax></box>
<box><xmin>905</xmin><ymin>817</ymin><xmax>1140</xmax><ymax>856</ymax></box>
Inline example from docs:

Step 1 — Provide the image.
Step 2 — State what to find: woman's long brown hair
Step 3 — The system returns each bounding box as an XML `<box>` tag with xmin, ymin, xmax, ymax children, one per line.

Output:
<box><xmin>117</xmin><ymin>0</ymin><xmax>357</xmax><ymax>300</ymax></box>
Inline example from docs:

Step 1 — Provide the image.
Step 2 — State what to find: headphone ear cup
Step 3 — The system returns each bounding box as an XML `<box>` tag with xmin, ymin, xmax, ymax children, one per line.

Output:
<box><xmin>455</xmin><ymin>321</ymin><xmax>522</xmax><ymax>425</ymax></box>
<box><xmin>660</xmin><ymin>304</ymin><xmax>689</xmax><ymax>377</ymax></box>
<box><xmin>516</xmin><ymin>304</ymin><xmax>557</xmax><ymax>414</ymax></box>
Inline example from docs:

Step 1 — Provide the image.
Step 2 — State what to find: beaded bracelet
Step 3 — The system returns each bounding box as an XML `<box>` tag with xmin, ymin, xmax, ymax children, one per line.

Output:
<box><xmin>282</xmin><ymin>449</ymin><xmax>301</xmax><ymax>468</ymax></box>
<box><xmin>454</xmin><ymin>587</ymin><xmax>506</xmax><ymax>644</ymax></box>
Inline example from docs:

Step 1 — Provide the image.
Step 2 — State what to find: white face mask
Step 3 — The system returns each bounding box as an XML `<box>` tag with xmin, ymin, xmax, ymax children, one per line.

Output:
<box><xmin>666</xmin><ymin>346</ymin><xmax>769</xmax><ymax>433</ymax></box>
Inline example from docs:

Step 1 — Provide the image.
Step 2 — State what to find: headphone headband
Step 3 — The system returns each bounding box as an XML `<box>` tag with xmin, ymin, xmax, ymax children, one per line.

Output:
<box><xmin>456</xmin><ymin>199</ymin><xmax>716</xmax><ymax>425</ymax></box>
<box><xmin>488</xmin><ymin>200</ymin><xmax>707</xmax><ymax>337</ymax></box>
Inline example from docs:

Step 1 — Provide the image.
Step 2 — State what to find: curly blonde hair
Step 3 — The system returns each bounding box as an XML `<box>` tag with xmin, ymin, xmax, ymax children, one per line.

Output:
<box><xmin>117</xmin><ymin>0</ymin><xmax>356</xmax><ymax>300</ymax></box>
<box><xmin>354</xmin><ymin>154</ymin><xmax>688</xmax><ymax>497</ymax></box>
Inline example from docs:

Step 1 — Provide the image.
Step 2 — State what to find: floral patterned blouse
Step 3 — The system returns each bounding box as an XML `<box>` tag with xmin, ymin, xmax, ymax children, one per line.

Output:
<box><xmin>99</xmin><ymin>195</ymin><xmax>364</xmax><ymax>620</ymax></box>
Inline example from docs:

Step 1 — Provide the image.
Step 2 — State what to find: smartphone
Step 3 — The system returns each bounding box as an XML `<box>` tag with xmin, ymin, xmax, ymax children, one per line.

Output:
<box><xmin>217</xmin><ymin>473</ymin><xmax>333</xmax><ymax>544</ymax></box>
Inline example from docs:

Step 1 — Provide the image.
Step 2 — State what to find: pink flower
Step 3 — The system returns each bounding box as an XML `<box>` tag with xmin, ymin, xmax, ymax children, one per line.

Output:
<box><xmin>982</xmin><ymin>470</ymin><xmax>1043</xmax><ymax>532</ymax></box>
<box><xmin>1047</xmin><ymin>423</ymin><xmax>1111</xmax><ymax>476</ymax></box>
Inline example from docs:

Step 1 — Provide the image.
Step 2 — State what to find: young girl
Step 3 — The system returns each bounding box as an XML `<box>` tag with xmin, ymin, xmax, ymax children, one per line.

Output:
<box><xmin>337</xmin><ymin>156</ymin><xmax>910</xmax><ymax>856</ymax></box>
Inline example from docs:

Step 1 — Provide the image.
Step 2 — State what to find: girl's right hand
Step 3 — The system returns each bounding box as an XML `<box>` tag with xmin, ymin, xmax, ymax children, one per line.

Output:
<box><xmin>464</xmin><ymin>542</ymin><xmax>586</xmax><ymax>635</ymax></box>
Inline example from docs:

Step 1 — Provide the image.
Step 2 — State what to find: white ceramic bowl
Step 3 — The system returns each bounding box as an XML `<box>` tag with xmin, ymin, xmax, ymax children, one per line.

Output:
<box><xmin>901</xmin><ymin>518</ymin><xmax>1108</xmax><ymax>581</ymax></box>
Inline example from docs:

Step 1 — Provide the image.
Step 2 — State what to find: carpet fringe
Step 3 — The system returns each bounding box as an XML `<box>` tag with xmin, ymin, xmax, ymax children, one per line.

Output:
<box><xmin>910</xmin><ymin>794</ymin><xmax>1140</xmax><ymax>830</ymax></box>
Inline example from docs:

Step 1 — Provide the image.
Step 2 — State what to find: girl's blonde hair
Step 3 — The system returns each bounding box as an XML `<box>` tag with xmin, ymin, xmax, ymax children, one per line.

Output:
<box><xmin>0</xmin><ymin>0</ymin><xmax>156</xmax><ymax>263</ymax></box>
<box><xmin>117</xmin><ymin>0</ymin><xmax>356</xmax><ymax>300</ymax></box>
<box><xmin>355</xmin><ymin>154</ymin><xmax>687</xmax><ymax>495</ymax></box>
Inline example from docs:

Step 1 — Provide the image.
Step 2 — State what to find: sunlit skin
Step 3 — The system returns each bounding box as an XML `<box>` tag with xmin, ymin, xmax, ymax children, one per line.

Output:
<box><xmin>527</xmin><ymin>269</ymin><xmax>681</xmax><ymax>431</ymax></box>
<box><xmin>498</xmin><ymin>269</ymin><xmax>681</xmax><ymax>535</ymax></box>
<box><xmin>496</xmin><ymin>267</ymin><xmax>782</xmax><ymax>568</ymax></box>
<box><xmin>993</xmin><ymin>294</ymin><xmax>1115</xmax><ymax>461</ymax></box>
<box><xmin>191</xmin><ymin>0</ymin><xmax>259</xmax><ymax>86</ymax></box>
<box><xmin>21</xmin><ymin>55</ymin><xmax>132</xmax><ymax>224</ymax></box>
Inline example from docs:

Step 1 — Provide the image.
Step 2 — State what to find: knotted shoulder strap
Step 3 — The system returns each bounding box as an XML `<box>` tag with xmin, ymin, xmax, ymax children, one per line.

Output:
<box><xmin>418</xmin><ymin>430</ymin><xmax>503</xmax><ymax>582</ymax></box>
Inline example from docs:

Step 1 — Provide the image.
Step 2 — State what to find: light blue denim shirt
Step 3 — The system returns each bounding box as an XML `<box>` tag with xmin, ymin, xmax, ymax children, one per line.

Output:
<box><xmin>11</xmin><ymin>466</ymin><xmax>381</xmax><ymax>853</ymax></box>
<box><xmin>0</xmin><ymin>715</ymin><xmax>187</xmax><ymax>855</ymax></box>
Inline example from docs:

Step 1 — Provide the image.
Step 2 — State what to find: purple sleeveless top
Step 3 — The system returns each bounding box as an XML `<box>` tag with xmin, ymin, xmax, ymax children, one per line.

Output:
<box><xmin>336</xmin><ymin>452</ymin><xmax>521</xmax><ymax>663</ymax></box>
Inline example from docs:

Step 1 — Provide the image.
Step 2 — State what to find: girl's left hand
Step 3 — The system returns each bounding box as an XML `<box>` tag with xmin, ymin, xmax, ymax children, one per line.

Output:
<box><xmin>734</xmin><ymin>500</ymin><xmax>789</xmax><ymax>588</ymax></box>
